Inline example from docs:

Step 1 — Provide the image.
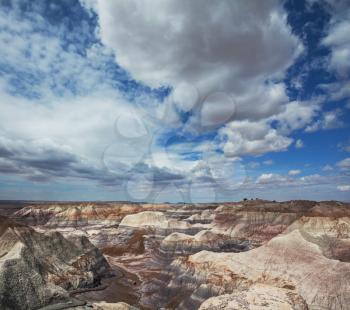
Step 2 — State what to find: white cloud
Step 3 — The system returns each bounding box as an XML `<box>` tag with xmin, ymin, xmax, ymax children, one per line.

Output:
<box><xmin>288</xmin><ymin>169</ymin><xmax>301</xmax><ymax>176</ymax></box>
<box><xmin>322</xmin><ymin>164</ymin><xmax>333</xmax><ymax>172</ymax></box>
<box><xmin>0</xmin><ymin>85</ymin><xmax>140</xmax><ymax>161</ymax></box>
<box><xmin>295</xmin><ymin>139</ymin><xmax>304</xmax><ymax>148</ymax></box>
<box><xmin>337</xmin><ymin>185</ymin><xmax>350</xmax><ymax>191</ymax></box>
<box><xmin>255</xmin><ymin>172</ymin><xmax>345</xmax><ymax>189</ymax></box>
<box><xmin>1</xmin><ymin>0</ymin><xmax>348</xmax><ymax>202</ymax></box>
<box><xmin>299</xmin><ymin>174</ymin><xmax>325</xmax><ymax>184</ymax></box>
<box><xmin>337</xmin><ymin>158</ymin><xmax>350</xmax><ymax>170</ymax></box>
<box><xmin>305</xmin><ymin>109</ymin><xmax>343</xmax><ymax>132</ymax></box>
<box><xmin>319</xmin><ymin>80</ymin><xmax>350</xmax><ymax>102</ymax></box>
<box><xmin>220</xmin><ymin>120</ymin><xmax>292</xmax><ymax>157</ymax></box>
<box><xmin>273</xmin><ymin>101</ymin><xmax>318</xmax><ymax>133</ymax></box>
<box><xmin>256</xmin><ymin>173</ymin><xmax>287</xmax><ymax>184</ymax></box>
<box><xmin>92</xmin><ymin>0</ymin><xmax>302</xmax><ymax>85</ymax></box>
<box><xmin>0</xmin><ymin>3</ymin><xmax>195</xmax><ymax>192</ymax></box>
<box><xmin>320</xmin><ymin>1</ymin><xmax>350</xmax><ymax>106</ymax></box>
<box><xmin>0</xmin><ymin>7</ymin><xmax>118</xmax><ymax>101</ymax></box>
<box><xmin>86</xmin><ymin>0</ymin><xmax>302</xmax><ymax>124</ymax></box>
<box><xmin>323</xmin><ymin>19</ymin><xmax>350</xmax><ymax>76</ymax></box>
<box><xmin>79</xmin><ymin>0</ymin><xmax>329</xmax><ymax>162</ymax></box>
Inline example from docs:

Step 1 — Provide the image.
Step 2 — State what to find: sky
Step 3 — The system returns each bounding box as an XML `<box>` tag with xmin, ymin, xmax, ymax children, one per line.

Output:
<box><xmin>0</xmin><ymin>0</ymin><xmax>349</xmax><ymax>202</ymax></box>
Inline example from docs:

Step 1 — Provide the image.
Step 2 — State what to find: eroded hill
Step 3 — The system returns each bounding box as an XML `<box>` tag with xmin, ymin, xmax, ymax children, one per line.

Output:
<box><xmin>2</xmin><ymin>200</ymin><xmax>350</xmax><ymax>309</ymax></box>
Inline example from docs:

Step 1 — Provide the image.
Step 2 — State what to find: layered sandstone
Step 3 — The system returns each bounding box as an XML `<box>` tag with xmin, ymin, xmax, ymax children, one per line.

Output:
<box><xmin>198</xmin><ymin>284</ymin><xmax>308</xmax><ymax>310</ymax></box>
<box><xmin>160</xmin><ymin>230</ymin><xmax>252</xmax><ymax>256</ymax></box>
<box><xmin>0</xmin><ymin>216</ymin><xmax>111</xmax><ymax>310</ymax></box>
<box><xmin>14</xmin><ymin>203</ymin><xmax>169</xmax><ymax>228</ymax></box>
<box><xmin>119</xmin><ymin>211</ymin><xmax>205</xmax><ymax>234</ymax></box>
<box><xmin>5</xmin><ymin>200</ymin><xmax>350</xmax><ymax>310</ymax></box>
<box><xmin>171</xmin><ymin>228</ymin><xmax>350</xmax><ymax>309</ymax></box>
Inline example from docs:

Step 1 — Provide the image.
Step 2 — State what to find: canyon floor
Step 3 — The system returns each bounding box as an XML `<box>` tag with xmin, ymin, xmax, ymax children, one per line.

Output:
<box><xmin>1</xmin><ymin>199</ymin><xmax>350</xmax><ymax>309</ymax></box>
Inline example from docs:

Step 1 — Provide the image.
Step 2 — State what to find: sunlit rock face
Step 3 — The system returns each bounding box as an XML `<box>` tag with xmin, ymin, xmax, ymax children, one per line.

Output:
<box><xmin>185</xmin><ymin>210</ymin><xmax>215</xmax><ymax>224</ymax></box>
<box><xmin>8</xmin><ymin>200</ymin><xmax>350</xmax><ymax>309</ymax></box>
<box><xmin>13</xmin><ymin>203</ymin><xmax>170</xmax><ymax>228</ymax></box>
<box><xmin>172</xmin><ymin>228</ymin><xmax>350</xmax><ymax>309</ymax></box>
<box><xmin>160</xmin><ymin>230</ymin><xmax>252</xmax><ymax>256</ymax></box>
<box><xmin>198</xmin><ymin>284</ymin><xmax>308</xmax><ymax>310</ymax></box>
<box><xmin>14</xmin><ymin>203</ymin><xmax>122</xmax><ymax>227</ymax></box>
<box><xmin>211</xmin><ymin>201</ymin><xmax>309</xmax><ymax>245</ymax></box>
<box><xmin>0</xmin><ymin>215</ymin><xmax>112</xmax><ymax>310</ymax></box>
<box><xmin>119</xmin><ymin>211</ymin><xmax>205</xmax><ymax>236</ymax></box>
<box><xmin>120</xmin><ymin>211</ymin><xmax>170</xmax><ymax>229</ymax></box>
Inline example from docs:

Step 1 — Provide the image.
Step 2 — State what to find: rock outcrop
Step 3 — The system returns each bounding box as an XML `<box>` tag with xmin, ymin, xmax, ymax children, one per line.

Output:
<box><xmin>119</xmin><ymin>211</ymin><xmax>205</xmax><ymax>235</ymax></box>
<box><xmin>13</xmin><ymin>203</ymin><xmax>170</xmax><ymax>228</ymax></box>
<box><xmin>0</xmin><ymin>216</ymin><xmax>111</xmax><ymax>310</ymax></box>
<box><xmin>5</xmin><ymin>200</ymin><xmax>350</xmax><ymax>310</ymax></box>
<box><xmin>172</xmin><ymin>228</ymin><xmax>350</xmax><ymax>309</ymax></box>
<box><xmin>198</xmin><ymin>284</ymin><xmax>308</xmax><ymax>310</ymax></box>
<box><xmin>185</xmin><ymin>210</ymin><xmax>215</xmax><ymax>224</ymax></box>
<box><xmin>160</xmin><ymin>230</ymin><xmax>252</xmax><ymax>256</ymax></box>
<box><xmin>212</xmin><ymin>204</ymin><xmax>301</xmax><ymax>244</ymax></box>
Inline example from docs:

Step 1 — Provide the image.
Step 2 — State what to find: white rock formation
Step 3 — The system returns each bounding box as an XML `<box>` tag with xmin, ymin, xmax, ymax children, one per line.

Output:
<box><xmin>120</xmin><ymin>211</ymin><xmax>190</xmax><ymax>230</ymax></box>
<box><xmin>199</xmin><ymin>284</ymin><xmax>307</xmax><ymax>309</ymax></box>
<box><xmin>181</xmin><ymin>229</ymin><xmax>350</xmax><ymax>310</ymax></box>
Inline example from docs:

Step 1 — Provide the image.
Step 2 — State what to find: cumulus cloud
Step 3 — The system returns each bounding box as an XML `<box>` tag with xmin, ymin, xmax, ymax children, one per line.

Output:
<box><xmin>215</xmin><ymin>100</ymin><xmax>317</xmax><ymax>157</ymax></box>
<box><xmin>0</xmin><ymin>4</ymin><xmax>118</xmax><ymax>101</ymax></box>
<box><xmin>80</xmin><ymin>0</ymin><xmax>335</xmax><ymax>162</ymax></box>
<box><xmin>320</xmin><ymin>0</ymin><xmax>350</xmax><ymax>106</ymax></box>
<box><xmin>273</xmin><ymin>101</ymin><xmax>318</xmax><ymax>133</ymax></box>
<box><xmin>305</xmin><ymin>109</ymin><xmax>343</xmax><ymax>132</ymax></box>
<box><xmin>85</xmin><ymin>0</ymin><xmax>303</xmax><ymax>124</ymax></box>
<box><xmin>90</xmin><ymin>1</ymin><xmax>301</xmax><ymax>85</ymax></box>
<box><xmin>337</xmin><ymin>185</ymin><xmax>350</xmax><ymax>191</ymax></box>
<box><xmin>323</xmin><ymin>17</ymin><xmax>350</xmax><ymax>76</ymax></box>
<box><xmin>219</xmin><ymin>120</ymin><xmax>292</xmax><ymax>157</ymax></box>
<box><xmin>239</xmin><ymin>169</ymin><xmax>350</xmax><ymax>201</ymax></box>
<box><xmin>255</xmin><ymin>172</ymin><xmax>346</xmax><ymax>190</ymax></box>
<box><xmin>1</xmin><ymin>0</ymin><xmax>348</xmax><ymax>201</ymax></box>
<box><xmin>288</xmin><ymin>169</ymin><xmax>302</xmax><ymax>176</ymax></box>
<box><xmin>256</xmin><ymin>173</ymin><xmax>287</xmax><ymax>184</ymax></box>
<box><xmin>337</xmin><ymin>158</ymin><xmax>350</xmax><ymax>170</ymax></box>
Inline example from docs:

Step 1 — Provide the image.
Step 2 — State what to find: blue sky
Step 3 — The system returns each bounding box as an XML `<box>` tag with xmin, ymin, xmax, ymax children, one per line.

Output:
<box><xmin>0</xmin><ymin>0</ymin><xmax>349</xmax><ymax>202</ymax></box>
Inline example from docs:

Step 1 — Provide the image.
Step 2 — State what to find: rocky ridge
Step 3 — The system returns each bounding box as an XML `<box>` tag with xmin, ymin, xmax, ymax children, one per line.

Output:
<box><xmin>0</xmin><ymin>215</ymin><xmax>112</xmax><ymax>310</ymax></box>
<box><xmin>5</xmin><ymin>200</ymin><xmax>350</xmax><ymax>309</ymax></box>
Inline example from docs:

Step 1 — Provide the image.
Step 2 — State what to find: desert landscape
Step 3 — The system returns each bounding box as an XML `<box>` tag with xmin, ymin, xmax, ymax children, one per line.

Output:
<box><xmin>1</xmin><ymin>0</ymin><xmax>350</xmax><ymax>309</ymax></box>
<box><xmin>1</xmin><ymin>199</ymin><xmax>350</xmax><ymax>309</ymax></box>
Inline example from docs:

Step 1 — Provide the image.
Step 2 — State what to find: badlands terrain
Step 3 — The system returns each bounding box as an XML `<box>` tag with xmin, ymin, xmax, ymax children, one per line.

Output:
<box><xmin>0</xmin><ymin>199</ymin><xmax>350</xmax><ymax>309</ymax></box>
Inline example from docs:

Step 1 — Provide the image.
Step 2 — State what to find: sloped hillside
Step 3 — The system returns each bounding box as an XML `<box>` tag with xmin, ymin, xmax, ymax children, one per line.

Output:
<box><xmin>0</xmin><ymin>215</ymin><xmax>111</xmax><ymax>310</ymax></box>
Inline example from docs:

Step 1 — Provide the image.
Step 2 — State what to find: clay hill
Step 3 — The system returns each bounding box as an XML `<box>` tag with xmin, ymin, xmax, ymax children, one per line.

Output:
<box><xmin>0</xmin><ymin>199</ymin><xmax>349</xmax><ymax>309</ymax></box>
